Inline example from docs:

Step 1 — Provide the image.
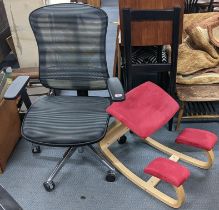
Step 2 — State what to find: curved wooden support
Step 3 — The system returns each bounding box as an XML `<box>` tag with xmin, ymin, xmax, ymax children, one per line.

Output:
<box><xmin>100</xmin><ymin>120</ymin><xmax>215</xmax><ymax>207</ymax></box>
<box><xmin>144</xmin><ymin>137</ymin><xmax>215</xmax><ymax>169</ymax></box>
<box><xmin>100</xmin><ymin>142</ymin><xmax>186</xmax><ymax>208</ymax></box>
<box><xmin>99</xmin><ymin>121</ymin><xmax>186</xmax><ymax>208</ymax></box>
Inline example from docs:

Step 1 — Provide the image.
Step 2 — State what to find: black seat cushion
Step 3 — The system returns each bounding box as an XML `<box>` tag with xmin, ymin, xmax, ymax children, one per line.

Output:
<box><xmin>22</xmin><ymin>96</ymin><xmax>110</xmax><ymax>146</ymax></box>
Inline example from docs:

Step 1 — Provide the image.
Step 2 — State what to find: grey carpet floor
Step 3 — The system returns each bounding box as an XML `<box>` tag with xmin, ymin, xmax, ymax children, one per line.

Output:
<box><xmin>1</xmin><ymin>2</ymin><xmax>219</xmax><ymax>210</ymax></box>
<box><xmin>1</xmin><ymin>122</ymin><xmax>219</xmax><ymax>210</ymax></box>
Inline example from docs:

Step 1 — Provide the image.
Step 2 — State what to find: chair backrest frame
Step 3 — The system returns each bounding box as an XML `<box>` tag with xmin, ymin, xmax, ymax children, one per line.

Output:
<box><xmin>29</xmin><ymin>3</ymin><xmax>109</xmax><ymax>91</ymax></box>
<box><xmin>122</xmin><ymin>8</ymin><xmax>181</xmax><ymax>96</ymax></box>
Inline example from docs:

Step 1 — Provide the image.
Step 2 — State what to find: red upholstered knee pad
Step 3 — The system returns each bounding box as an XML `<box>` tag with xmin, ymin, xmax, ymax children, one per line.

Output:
<box><xmin>144</xmin><ymin>157</ymin><xmax>190</xmax><ymax>187</ymax></box>
<box><xmin>176</xmin><ymin>128</ymin><xmax>218</xmax><ymax>151</ymax></box>
<box><xmin>107</xmin><ymin>82</ymin><xmax>179</xmax><ymax>138</ymax></box>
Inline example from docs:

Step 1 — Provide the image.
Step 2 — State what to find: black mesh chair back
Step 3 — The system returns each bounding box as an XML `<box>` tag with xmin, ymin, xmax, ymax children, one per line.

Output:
<box><xmin>29</xmin><ymin>3</ymin><xmax>109</xmax><ymax>90</ymax></box>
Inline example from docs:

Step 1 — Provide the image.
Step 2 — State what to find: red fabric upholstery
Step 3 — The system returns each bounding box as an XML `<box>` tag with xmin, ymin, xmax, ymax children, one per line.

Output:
<box><xmin>106</xmin><ymin>82</ymin><xmax>179</xmax><ymax>138</ymax></box>
<box><xmin>144</xmin><ymin>157</ymin><xmax>190</xmax><ymax>187</ymax></box>
<box><xmin>176</xmin><ymin>128</ymin><xmax>218</xmax><ymax>151</ymax></box>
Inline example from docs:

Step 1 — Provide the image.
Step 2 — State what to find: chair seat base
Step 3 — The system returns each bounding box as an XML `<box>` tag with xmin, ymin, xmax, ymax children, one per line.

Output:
<box><xmin>39</xmin><ymin>145</ymin><xmax>116</xmax><ymax>192</ymax></box>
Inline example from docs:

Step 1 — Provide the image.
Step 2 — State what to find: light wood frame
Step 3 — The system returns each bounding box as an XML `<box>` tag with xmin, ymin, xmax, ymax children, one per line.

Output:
<box><xmin>100</xmin><ymin>120</ymin><xmax>215</xmax><ymax>208</ymax></box>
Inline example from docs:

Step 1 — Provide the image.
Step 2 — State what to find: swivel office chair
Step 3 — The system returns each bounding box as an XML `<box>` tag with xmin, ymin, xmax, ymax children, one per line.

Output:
<box><xmin>4</xmin><ymin>3</ymin><xmax>124</xmax><ymax>192</ymax></box>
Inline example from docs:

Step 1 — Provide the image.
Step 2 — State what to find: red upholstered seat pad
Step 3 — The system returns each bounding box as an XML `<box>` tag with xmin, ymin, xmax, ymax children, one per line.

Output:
<box><xmin>144</xmin><ymin>157</ymin><xmax>190</xmax><ymax>187</ymax></box>
<box><xmin>107</xmin><ymin>82</ymin><xmax>179</xmax><ymax>139</ymax></box>
<box><xmin>176</xmin><ymin>128</ymin><xmax>218</xmax><ymax>151</ymax></box>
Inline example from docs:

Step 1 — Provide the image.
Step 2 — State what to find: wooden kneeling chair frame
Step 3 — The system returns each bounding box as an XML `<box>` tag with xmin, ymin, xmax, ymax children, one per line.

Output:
<box><xmin>100</xmin><ymin>120</ymin><xmax>215</xmax><ymax>208</ymax></box>
<box><xmin>100</xmin><ymin>121</ymin><xmax>186</xmax><ymax>208</ymax></box>
<box><xmin>99</xmin><ymin>82</ymin><xmax>217</xmax><ymax>208</ymax></box>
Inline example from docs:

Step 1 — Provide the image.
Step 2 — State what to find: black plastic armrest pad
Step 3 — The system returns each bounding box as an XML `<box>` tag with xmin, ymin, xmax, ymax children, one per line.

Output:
<box><xmin>4</xmin><ymin>76</ymin><xmax>30</xmax><ymax>100</ymax></box>
<box><xmin>107</xmin><ymin>77</ymin><xmax>125</xmax><ymax>102</ymax></box>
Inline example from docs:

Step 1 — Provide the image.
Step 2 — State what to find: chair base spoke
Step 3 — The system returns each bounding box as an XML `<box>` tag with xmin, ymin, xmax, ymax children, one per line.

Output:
<box><xmin>44</xmin><ymin>146</ymin><xmax>76</xmax><ymax>191</ymax></box>
<box><xmin>88</xmin><ymin>145</ymin><xmax>116</xmax><ymax>176</ymax></box>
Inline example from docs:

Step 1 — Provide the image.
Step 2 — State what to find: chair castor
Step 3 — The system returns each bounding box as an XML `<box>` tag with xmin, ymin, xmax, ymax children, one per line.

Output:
<box><xmin>117</xmin><ymin>135</ymin><xmax>127</xmax><ymax>144</ymax></box>
<box><xmin>43</xmin><ymin>181</ymin><xmax>55</xmax><ymax>192</ymax></box>
<box><xmin>106</xmin><ymin>170</ymin><xmax>116</xmax><ymax>182</ymax></box>
<box><xmin>32</xmin><ymin>146</ymin><xmax>41</xmax><ymax>154</ymax></box>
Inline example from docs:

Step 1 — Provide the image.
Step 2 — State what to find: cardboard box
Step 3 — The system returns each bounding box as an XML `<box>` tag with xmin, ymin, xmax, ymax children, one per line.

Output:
<box><xmin>3</xmin><ymin>0</ymin><xmax>46</xmax><ymax>68</ymax></box>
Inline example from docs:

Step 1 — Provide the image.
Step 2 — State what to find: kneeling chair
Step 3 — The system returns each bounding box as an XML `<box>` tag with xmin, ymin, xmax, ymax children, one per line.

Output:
<box><xmin>99</xmin><ymin>81</ymin><xmax>217</xmax><ymax>208</ymax></box>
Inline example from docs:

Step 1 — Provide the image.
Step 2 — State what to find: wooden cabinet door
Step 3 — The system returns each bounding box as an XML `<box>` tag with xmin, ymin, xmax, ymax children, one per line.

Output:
<box><xmin>119</xmin><ymin>0</ymin><xmax>184</xmax><ymax>46</ymax></box>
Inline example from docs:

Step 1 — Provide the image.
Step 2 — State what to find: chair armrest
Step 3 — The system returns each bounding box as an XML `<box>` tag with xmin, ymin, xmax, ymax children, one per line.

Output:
<box><xmin>107</xmin><ymin>77</ymin><xmax>125</xmax><ymax>102</ymax></box>
<box><xmin>4</xmin><ymin>76</ymin><xmax>30</xmax><ymax>100</ymax></box>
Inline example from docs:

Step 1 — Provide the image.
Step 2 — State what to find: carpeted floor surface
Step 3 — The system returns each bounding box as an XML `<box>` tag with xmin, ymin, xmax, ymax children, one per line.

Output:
<box><xmin>0</xmin><ymin>122</ymin><xmax>219</xmax><ymax>210</ymax></box>
<box><xmin>1</xmin><ymin>1</ymin><xmax>219</xmax><ymax>210</ymax></box>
